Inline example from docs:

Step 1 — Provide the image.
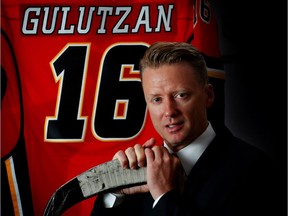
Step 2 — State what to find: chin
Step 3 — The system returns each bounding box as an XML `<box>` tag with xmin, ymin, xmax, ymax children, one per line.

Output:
<box><xmin>166</xmin><ymin>137</ymin><xmax>184</xmax><ymax>147</ymax></box>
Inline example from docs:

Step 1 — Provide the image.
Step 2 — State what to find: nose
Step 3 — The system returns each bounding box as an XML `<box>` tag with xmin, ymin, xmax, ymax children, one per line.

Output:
<box><xmin>164</xmin><ymin>98</ymin><xmax>177</xmax><ymax>118</ymax></box>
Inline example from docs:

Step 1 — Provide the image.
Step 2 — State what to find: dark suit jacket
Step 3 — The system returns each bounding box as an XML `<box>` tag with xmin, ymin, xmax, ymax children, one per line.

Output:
<box><xmin>91</xmin><ymin>125</ymin><xmax>283</xmax><ymax>216</ymax></box>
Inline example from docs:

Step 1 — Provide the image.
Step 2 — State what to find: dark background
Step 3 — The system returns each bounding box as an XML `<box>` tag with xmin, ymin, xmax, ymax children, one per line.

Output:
<box><xmin>211</xmin><ymin>1</ymin><xmax>287</xmax><ymax>214</ymax></box>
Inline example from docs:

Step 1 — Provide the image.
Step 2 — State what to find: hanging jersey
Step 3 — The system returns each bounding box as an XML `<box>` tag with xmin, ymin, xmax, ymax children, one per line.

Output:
<box><xmin>1</xmin><ymin>0</ymin><xmax>224</xmax><ymax>215</ymax></box>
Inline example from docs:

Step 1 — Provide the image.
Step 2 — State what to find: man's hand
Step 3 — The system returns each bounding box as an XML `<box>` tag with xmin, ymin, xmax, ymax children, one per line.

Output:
<box><xmin>112</xmin><ymin>138</ymin><xmax>155</xmax><ymax>195</ymax></box>
<box><xmin>112</xmin><ymin>138</ymin><xmax>184</xmax><ymax>200</ymax></box>
<box><xmin>145</xmin><ymin>146</ymin><xmax>184</xmax><ymax>199</ymax></box>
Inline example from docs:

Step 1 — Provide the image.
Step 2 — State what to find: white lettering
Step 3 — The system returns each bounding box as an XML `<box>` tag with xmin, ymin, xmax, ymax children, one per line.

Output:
<box><xmin>58</xmin><ymin>7</ymin><xmax>75</xmax><ymax>34</ymax></box>
<box><xmin>113</xmin><ymin>7</ymin><xmax>131</xmax><ymax>34</ymax></box>
<box><xmin>155</xmin><ymin>5</ymin><xmax>174</xmax><ymax>32</ymax></box>
<box><xmin>97</xmin><ymin>7</ymin><xmax>113</xmax><ymax>34</ymax></box>
<box><xmin>22</xmin><ymin>7</ymin><xmax>40</xmax><ymax>34</ymax></box>
<box><xmin>21</xmin><ymin>5</ymin><xmax>175</xmax><ymax>35</ymax></box>
<box><xmin>78</xmin><ymin>7</ymin><xmax>95</xmax><ymax>34</ymax></box>
<box><xmin>132</xmin><ymin>6</ymin><xmax>152</xmax><ymax>33</ymax></box>
<box><xmin>42</xmin><ymin>7</ymin><xmax>59</xmax><ymax>34</ymax></box>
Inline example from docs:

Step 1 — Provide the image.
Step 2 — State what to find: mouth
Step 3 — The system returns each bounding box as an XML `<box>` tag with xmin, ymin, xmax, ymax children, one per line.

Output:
<box><xmin>165</xmin><ymin>122</ymin><xmax>183</xmax><ymax>133</ymax></box>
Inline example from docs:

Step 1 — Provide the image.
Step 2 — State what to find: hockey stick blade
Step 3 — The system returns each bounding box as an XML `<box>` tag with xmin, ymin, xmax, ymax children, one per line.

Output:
<box><xmin>44</xmin><ymin>159</ymin><xmax>147</xmax><ymax>216</ymax></box>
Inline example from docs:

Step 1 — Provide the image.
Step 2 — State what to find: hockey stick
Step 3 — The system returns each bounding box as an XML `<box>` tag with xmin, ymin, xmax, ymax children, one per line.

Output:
<box><xmin>43</xmin><ymin>159</ymin><xmax>147</xmax><ymax>216</ymax></box>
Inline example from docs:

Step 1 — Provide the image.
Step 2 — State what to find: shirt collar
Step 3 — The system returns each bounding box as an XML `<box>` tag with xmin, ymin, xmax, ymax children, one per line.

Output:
<box><xmin>164</xmin><ymin>122</ymin><xmax>216</xmax><ymax>175</ymax></box>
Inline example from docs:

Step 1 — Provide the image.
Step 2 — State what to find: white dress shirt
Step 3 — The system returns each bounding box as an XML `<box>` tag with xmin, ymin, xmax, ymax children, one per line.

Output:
<box><xmin>165</xmin><ymin>122</ymin><xmax>216</xmax><ymax>176</ymax></box>
<box><xmin>104</xmin><ymin>122</ymin><xmax>216</xmax><ymax>208</ymax></box>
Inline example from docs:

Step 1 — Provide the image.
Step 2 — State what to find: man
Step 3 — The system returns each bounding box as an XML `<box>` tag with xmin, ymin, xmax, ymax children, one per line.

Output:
<box><xmin>91</xmin><ymin>42</ymin><xmax>281</xmax><ymax>216</ymax></box>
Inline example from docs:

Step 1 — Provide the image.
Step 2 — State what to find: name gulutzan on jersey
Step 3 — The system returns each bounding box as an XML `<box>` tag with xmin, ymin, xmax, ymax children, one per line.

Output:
<box><xmin>20</xmin><ymin>4</ymin><xmax>177</xmax><ymax>36</ymax></box>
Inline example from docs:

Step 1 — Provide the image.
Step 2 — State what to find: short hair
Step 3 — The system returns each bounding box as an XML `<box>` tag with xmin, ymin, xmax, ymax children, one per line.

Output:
<box><xmin>139</xmin><ymin>41</ymin><xmax>208</xmax><ymax>86</ymax></box>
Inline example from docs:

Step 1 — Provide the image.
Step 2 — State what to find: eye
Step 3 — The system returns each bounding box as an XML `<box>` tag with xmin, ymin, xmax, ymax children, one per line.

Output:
<box><xmin>152</xmin><ymin>97</ymin><xmax>161</xmax><ymax>103</ymax></box>
<box><xmin>176</xmin><ymin>92</ymin><xmax>186</xmax><ymax>99</ymax></box>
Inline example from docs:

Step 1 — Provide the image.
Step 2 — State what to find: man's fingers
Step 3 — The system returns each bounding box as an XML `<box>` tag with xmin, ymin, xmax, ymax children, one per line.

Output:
<box><xmin>113</xmin><ymin>137</ymin><xmax>156</xmax><ymax>170</ymax></box>
<box><xmin>142</xmin><ymin>137</ymin><xmax>156</xmax><ymax>148</ymax></box>
<box><xmin>151</xmin><ymin>146</ymin><xmax>163</xmax><ymax>160</ymax></box>
<box><xmin>152</xmin><ymin>145</ymin><xmax>171</xmax><ymax>160</ymax></box>
<box><xmin>145</xmin><ymin>148</ymin><xmax>155</xmax><ymax>164</ymax></box>
<box><xmin>134</xmin><ymin>144</ymin><xmax>146</xmax><ymax>167</ymax></box>
<box><xmin>125</xmin><ymin>147</ymin><xmax>138</xmax><ymax>169</ymax></box>
<box><xmin>113</xmin><ymin>150</ymin><xmax>129</xmax><ymax>168</ymax></box>
<box><xmin>145</xmin><ymin>145</ymin><xmax>171</xmax><ymax>164</ymax></box>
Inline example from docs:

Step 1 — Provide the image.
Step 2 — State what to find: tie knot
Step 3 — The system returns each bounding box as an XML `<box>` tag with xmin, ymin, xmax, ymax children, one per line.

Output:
<box><xmin>172</xmin><ymin>152</ymin><xmax>178</xmax><ymax>157</ymax></box>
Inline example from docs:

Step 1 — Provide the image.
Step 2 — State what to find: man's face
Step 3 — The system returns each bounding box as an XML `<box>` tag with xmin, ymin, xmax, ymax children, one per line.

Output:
<box><xmin>142</xmin><ymin>62</ymin><xmax>214</xmax><ymax>151</ymax></box>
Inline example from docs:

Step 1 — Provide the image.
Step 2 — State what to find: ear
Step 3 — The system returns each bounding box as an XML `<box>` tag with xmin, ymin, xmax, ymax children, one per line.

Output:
<box><xmin>205</xmin><ymin>84</ymin><xmax>215</xmax><ymax>108</ymax></box>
